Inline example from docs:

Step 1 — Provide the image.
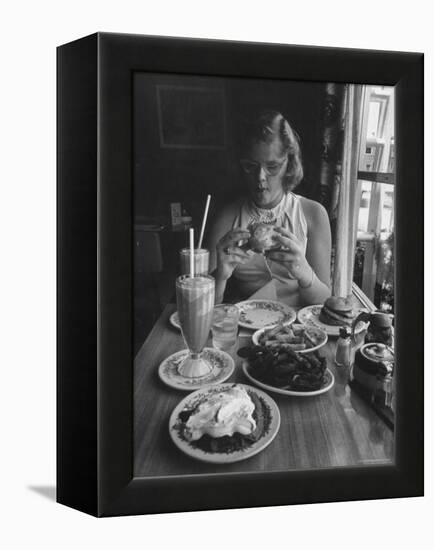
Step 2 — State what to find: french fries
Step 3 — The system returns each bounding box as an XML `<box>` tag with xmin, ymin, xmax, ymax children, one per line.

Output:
<box><xmin>257</xmin><ymin>323</ymin><xmax>321</xmax><ymax>351</ymax></box>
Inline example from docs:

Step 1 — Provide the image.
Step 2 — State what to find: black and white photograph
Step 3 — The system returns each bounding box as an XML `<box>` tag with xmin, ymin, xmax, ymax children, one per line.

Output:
<box><xmin>133</xmin><ymin>73</ymin><xmax>397</xmax><ymax>476</ymax></box>
<box><xmin>53</xmin><ymin>30</ymin><xmax>422</xmax><ymax>520</ymax></box>
<box><xmin>2</xmin><ymin>0</ymin><xmax>430</xmax><ymax>546</ymax></box>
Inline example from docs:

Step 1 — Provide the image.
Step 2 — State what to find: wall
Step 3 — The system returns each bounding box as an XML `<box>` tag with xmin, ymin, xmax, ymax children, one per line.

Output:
<box><xmin>134</xmin><ymin>72</ymin><xmax>327</xmax><ymax>230</ymax></box>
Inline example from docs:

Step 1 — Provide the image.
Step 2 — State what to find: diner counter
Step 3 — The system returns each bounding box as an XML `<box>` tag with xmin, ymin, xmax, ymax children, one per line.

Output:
<box><xmin>134</xmin><ymin>303</ymin><xmax>394</xmax><ymax>477</ymax></box>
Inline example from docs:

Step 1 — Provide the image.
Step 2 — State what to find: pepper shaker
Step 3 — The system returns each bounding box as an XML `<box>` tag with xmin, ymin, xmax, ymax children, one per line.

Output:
<box><xmin>335</xmin><ymin>327</ymin><xmax>353</xmax><ymax>368</ymax></box>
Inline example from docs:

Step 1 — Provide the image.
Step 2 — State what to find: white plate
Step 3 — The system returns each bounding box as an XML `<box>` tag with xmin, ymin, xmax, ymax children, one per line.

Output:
<box><xmin>252</xmin><ymin>323</ymin><xmax>328</xmax><ymax>354</ymax></box>
<box><xmin>242</xmin><ymin>360</ymin><xmax>335</xmax><ymax>397</ymax></box>
<box><xmin>169</xmin><ymin>383</ymin><xmax>280</xmax><ymax>463</ymax></box>
<box><xmin>297</xmin><ymin>305</ymin><xmax>368</xmax><ymax>337</ymax></box>
<box><xmin>235</xmin><ymin>299</ymin><xmax>296</xmax><ymax>331</ymax></box>
<box><xmin>169</xmin><ymin>311</ymin><xmax>181</xmax><ymax>330</ymax></box>
<box><xmin>158</xmin><ymin>348</ymin><xmax>234</xmax><ymax>391</ymax></box>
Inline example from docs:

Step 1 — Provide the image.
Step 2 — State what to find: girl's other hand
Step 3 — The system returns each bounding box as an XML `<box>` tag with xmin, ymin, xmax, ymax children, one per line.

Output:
<box><xmin>266</xmin><ymin>226</ymin><xmax>312</xmax><ymax>284</ymax></box>
<box><xmin>216</xmin><ymin>228</ymin><xmax>251</xmax><ymax>281</ymax></box>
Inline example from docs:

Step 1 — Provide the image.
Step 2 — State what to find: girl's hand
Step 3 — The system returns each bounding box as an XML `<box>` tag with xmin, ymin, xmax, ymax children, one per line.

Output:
<box><xmin>266</xmin><ymin>227</ymin><xmax>312</xmax><ymax>285</ymax></box>
<box><xmin>216</xmin><ymin>228</ymin><xmax>251</xmax><ymax>281</ymax></box>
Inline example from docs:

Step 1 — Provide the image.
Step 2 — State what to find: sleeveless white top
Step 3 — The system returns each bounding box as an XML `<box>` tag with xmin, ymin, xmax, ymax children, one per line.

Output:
<box><xmin>231</xmin><ymin>192</ymin><xmax>308</xmax><ymax>306</ymax></box>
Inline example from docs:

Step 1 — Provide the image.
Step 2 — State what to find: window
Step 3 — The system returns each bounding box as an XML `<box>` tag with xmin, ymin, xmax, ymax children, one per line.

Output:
<box><xmin>353</xmin><ymin>86</ymin><xmax>395</xmax><ymax>312</ymax></box>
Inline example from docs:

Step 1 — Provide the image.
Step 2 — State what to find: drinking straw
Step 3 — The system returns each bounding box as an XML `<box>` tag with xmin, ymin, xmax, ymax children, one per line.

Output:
<box><xmin>197</xmin><ymin>194</ymin><xmax>211</xmax><ymax>249</ymax></box>
<box><xmin>189</xmin><ymin>228</ymin><xmax>195</xmax><ymax>278</ymax></box>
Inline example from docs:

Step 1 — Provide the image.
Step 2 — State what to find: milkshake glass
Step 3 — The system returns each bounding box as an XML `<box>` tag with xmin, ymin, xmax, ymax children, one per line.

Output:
<box><xmin>176</xmin><ymin>274</ymin><xmax>215</xmax><ymax>377</ymax></box>
<box><xmin>179</xmin><ymin>248</ymin><xmax>209</xmax><ymax>276</ymax></box>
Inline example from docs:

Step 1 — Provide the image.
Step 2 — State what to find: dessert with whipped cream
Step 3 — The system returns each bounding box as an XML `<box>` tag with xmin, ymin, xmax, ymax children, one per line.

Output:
<box><xmin>183</xmin><ymin>385</ymin><xmax>256</xmax><ymax>442</ymax></box>
<box><xmin>176</xmin><ymin>384</ymin><xmax>271</xmax><ymax>454</ymax></box>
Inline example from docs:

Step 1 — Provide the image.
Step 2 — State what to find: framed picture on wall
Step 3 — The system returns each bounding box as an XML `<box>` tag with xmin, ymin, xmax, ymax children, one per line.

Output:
<box><xmin>156</xmin><ymin>85</ymin><xmax>226</xmax><ymax>149</ymax></box>
<box><xmin>57</xmin><ymin>33</ymin><xmax>423</xmax><ymax>517</ymax></box>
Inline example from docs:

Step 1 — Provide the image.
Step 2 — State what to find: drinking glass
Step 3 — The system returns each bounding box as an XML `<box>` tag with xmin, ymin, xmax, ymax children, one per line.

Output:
<box><xmin>176</xmin><ymin>274</ymin><xmax>215</xmax><ymax>377</ymax></box>
<box><xmin>211</xmin><ymin>304</ymin><xmax>240</xmax><ymax>353</ymax></box>
<box><xmin>179</xmin><ymin>248</ymin><xmax>209</xmax><ymax>276</ymax></box>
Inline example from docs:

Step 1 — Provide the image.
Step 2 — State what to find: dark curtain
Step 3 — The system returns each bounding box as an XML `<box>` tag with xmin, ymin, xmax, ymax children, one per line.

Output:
<box><xmin>318</xmin><ymin>83</ymin><xmax>346</xmax><ymax>289</ymax></box>
<box><xmin>318</xmin><ymin>83</ymin><xmax>346</xmax><ymax>222</ymax></box>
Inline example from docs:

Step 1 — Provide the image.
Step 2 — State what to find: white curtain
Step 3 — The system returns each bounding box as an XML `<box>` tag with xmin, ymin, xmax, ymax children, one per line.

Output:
<box><xmin>332</xmin><ymin>84</ymin><xmax>364</xmax><ymax>298</ymax></box>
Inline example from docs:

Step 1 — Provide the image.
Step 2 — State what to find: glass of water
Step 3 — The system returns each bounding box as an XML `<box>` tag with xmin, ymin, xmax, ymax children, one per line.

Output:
<box><xmin>211</xmin><ymin>304</ymin><xmax>240</xmax><ymax>353</ymax></box>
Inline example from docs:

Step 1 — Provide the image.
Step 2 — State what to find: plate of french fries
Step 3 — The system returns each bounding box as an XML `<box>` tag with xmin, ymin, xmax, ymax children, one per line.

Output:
<box><xmin>252</xmin><ymin>323</ymin><xmax>328</xmax><ymax>354</ymax></box>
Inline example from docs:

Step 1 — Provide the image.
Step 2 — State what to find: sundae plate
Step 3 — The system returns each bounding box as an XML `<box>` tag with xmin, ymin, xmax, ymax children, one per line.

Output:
<box><xmin>158</xmin><ymin>348</ymin><xmax>235</xmax><ymax>391</ymax></box>
<box><xmin>236</xmin><ymin>299</ymin><xmax>296</xmax><ymax>330</ymax></box>
<box><xmin>298</xmin><ymin>305</ymin><xmax>368</xmax><ymax>337</ymax></box>
<box><xmin>169</xmin><ymin>383</ymin><xmax>280</xmax><ymax>463</ymax></box>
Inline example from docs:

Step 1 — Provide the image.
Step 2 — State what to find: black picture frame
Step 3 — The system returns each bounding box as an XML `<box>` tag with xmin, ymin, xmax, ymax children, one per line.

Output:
<box><xmin>57</xmin><ymin>32</ymin><xmax>423</xmax><ymax>517</ymax></box>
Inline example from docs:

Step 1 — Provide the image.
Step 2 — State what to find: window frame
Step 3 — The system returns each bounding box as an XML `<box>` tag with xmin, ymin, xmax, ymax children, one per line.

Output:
<box><xmin>355</xmin><ymin>85</ymin><xmax>395</xmax><ymax>304</ymax></box>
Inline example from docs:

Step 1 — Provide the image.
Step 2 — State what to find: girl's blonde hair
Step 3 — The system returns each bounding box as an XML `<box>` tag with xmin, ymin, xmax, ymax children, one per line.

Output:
<box><xmin>242</xmin><ymin>110</ymin><xmax>304</xmax><ymax>191</ymax></box>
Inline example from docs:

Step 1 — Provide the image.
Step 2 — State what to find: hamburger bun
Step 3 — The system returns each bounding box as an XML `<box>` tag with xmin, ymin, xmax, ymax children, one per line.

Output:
<box><xmin>319</xmin><ymin>296</ymin><xmax>355</xmax><ymax>327</ymax></box>
<box><xmin>323</xmin><ymin>296</ymin><xmax>353</xmax><ymax>313</ymax></box>
<box><xmin>247</xmin><ymin>222</ymin><xmax>280</xmax><ymax>253</ymax></box>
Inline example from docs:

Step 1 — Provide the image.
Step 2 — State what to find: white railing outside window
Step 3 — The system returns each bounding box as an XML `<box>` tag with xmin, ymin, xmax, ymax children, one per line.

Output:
<box><xmin>353</xmin><ymin>86</ymin><xmax>395</xmax><ymax>312</ymax></box>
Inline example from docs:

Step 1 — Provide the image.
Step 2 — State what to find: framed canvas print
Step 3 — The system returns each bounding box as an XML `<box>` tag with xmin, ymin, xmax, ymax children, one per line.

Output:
<box><xmin>57</xmin><ymin>32</ymin><xmax>423</xmax><ymax>517</ymax></box>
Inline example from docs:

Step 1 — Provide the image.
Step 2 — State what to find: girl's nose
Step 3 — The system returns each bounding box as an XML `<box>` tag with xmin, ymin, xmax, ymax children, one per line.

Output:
<box><xmin>256</xmin><ymin>166</ymin><xmax>267</xmax><ymax>183</ymax></box>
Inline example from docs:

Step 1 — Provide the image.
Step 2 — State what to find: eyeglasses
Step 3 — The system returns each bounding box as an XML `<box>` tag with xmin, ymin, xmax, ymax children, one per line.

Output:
<box><xmin>240</xmin><ymin>158</ymin><xmax>287</xmax><ymax>177</ymax></box>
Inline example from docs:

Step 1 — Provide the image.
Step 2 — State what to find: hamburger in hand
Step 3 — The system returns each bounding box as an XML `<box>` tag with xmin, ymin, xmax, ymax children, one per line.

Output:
<box><xmin>247</xmin><ymin>222</ymin><xmax>280</xmax><ymax>253</ymax></box>
<box><xmin>319</xmin><ymin>296</ymin><xmax>355</xmax><ymax>327</ymax></box>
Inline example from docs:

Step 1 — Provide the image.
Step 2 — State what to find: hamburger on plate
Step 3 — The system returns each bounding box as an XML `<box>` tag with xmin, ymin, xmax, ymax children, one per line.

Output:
<box><xmin>319</xmin><ymin>296</ymin><xmax>355</xmax><ymax>327</ymax></box>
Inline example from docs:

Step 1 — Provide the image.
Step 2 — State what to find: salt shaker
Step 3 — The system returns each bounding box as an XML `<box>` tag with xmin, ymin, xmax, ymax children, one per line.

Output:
<box><xmin>335</xmin><ymin>327</ymin><xmax>352</xmax><ymax>368</ymax></box>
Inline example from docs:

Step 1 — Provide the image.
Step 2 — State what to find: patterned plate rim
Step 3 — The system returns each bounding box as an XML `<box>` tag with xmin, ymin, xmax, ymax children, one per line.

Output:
<box><xmin>168</xmin><ymin>383</ymin><xmax>281</xmax><ymax>463</ymax></box>
<box><xmin>242</xmin><ymin>361</ymin><xmax>335</xmax><ymax>397</ymax></box>
<box><xmin>158</xmin><ymin>348</ymin><xmax>235</xmax><ymax>391</ymax></box>
<box><xmin>297</xmin><ymin>305</ymin><xmax>368</xmax><ymax>336</ymax></box>
<box><xmin>169</xmin><ymin>311</ymin><xmax>181</xmax><ymax>330</ymax></box>
<box><xmin>235</xmin><ymin>299</ymin><xmax>297</xmax><ymax>330</ymax></box>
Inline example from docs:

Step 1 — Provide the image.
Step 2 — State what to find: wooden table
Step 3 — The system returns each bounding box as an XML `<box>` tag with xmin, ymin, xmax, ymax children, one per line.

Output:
<box><xmin>134</xmin><ymin>304</ymin><xmax>394</xmax><ymax>477</ymax></box>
